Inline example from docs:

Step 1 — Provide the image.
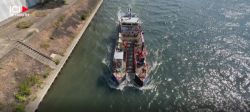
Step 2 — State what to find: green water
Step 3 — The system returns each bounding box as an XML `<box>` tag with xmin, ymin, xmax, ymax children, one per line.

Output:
<box><xmin>38</xmin><ymin>0</ymin><xmax>250</xmax><ymax>111</ymax></box>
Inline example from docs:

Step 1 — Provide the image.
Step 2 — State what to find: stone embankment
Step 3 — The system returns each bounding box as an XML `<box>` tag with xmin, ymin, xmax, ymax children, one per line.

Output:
<box><xmin>25</xmin><ymin>0</ymin><xmax>103</xmax><ymax>111</ymax></box>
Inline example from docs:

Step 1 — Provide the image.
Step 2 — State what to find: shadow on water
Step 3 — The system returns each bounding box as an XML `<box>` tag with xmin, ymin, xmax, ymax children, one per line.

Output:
<box><xmin>96</xmin><ymin>23</ymin><xmax>119</xmax><ymax>87</ymax></box>
<box><xmin>90</xmin><ymin>2</ymin><xmax>121</xmax><ymax>91</ymax></box>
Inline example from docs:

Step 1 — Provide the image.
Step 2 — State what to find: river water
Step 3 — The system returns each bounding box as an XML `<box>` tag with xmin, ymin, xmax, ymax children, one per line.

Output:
<box><xmin>38</xmin><ymin>0</ymin><xmax>250</xmax><ymax>111</ymax></box>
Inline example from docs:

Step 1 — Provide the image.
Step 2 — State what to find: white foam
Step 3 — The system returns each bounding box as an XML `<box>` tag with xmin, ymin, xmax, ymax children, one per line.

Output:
<box><xmin>167</xmin><ymin>78</ymin><xmax>172</xmax><ymax>82</ymax></box>
<box><xmin>102</xmin><ymin>58</ymin><xmax>108</xmax><ymax>65</ymax></box>
<box><xmin>222</xmin><ymin>9</ymin><xmax>244</xmax><ymax>20</ymax></box>
<box><xmin>225</xmin><ymin>22</ymin><xmax>240</xmax><ymax>27</ymax></box>
<box><xmin>140</xmin><ymin>81</ymin><xmax>157</xmax><ymax>90</ymax></box>
<box><xmin>246</xmin><ymin>22</ymin><xmax>250</xmax><ymax>27</ymax></box>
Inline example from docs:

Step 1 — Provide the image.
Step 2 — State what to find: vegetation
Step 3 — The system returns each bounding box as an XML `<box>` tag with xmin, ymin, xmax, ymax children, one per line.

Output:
<box><xmin>62</xmin><ymin>0</ymin><xmax>66</xmax><ymax>5</ymax></box>
<box><xmin>55</xmin><ymin>59</ymin><xmax>60</xmax><ymax>65</ymax></box>
<box><xmin>53</xmin><ymin>15</ymin><xmax>65</xmax><ymax>28</ymax></box>
<box><xmin>59</xmin><ymin>16</ymin><xmax>65</xmax><ymax>22</ymax></box>
<box><xmin>33</xmin><ymin>11</ymin><xmax>47</xmax><ymax>17</ymax></box>
<box><xmin>80</xmin><ymin>14</ymin><xmax>87</xmax><ymax>20</ymax></box>
<box><xmin>15</xmin><ymin>103</ymin><xmax>25</xmax><ymax>112</ymax></box>
<box><xmin>15</xmin><ymin>93</ymin><xmax>27</xmax><ymax>102</ymax></box>
<box><xmin>15</xmin><ymin>75</ymin><xmax>40</xmax><ymax>102</ymax></box>
<box><xmin>43</xmin><ymin>69</ymin><xmax>51</xmax><ymax>78</ymax></box>
<box><xmin>16</xmin><ymin>21</ymin><xmax>33</xmax><ymax>29</ymax></box>
<box><xmin>40</xmin><ymin>42</ymin><xmax>50</xmax><ymax>50</ymax></box>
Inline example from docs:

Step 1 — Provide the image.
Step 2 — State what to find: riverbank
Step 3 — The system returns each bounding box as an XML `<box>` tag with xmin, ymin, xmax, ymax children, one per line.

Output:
<box><xmin>25</xmin><ymin>0</ymin><xmax>103</xmax><ymax>111</ymax></box>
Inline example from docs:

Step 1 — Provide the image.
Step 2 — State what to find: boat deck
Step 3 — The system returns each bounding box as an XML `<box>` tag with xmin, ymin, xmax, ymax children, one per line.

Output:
<box><xmin>125</xmin><ymin>42</ymin><xmax>136</xmax><ymax>73</ymax></box>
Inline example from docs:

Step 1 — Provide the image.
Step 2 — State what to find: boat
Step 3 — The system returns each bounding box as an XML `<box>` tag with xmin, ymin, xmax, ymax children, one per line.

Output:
<box><xmin>112</xmin><ymin>8</ymin><xmax>149</xmax><ymax>87</ymax></box>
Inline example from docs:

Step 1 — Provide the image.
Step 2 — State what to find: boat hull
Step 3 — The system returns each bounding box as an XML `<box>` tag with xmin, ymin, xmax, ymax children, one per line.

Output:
<box><xmin>111</xmin><ymin>8</ymin><xmax>149</xmax><ymax>88</ymax></box>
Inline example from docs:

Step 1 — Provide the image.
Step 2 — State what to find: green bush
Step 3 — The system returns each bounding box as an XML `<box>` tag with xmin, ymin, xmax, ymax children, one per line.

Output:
<box><xmin>19</xmin><ymin>82</ymin><xmax>31</xmax><ymax>96</ymax></box>
<box><xmin>16</xmin><ymin>21</ymin><xmax>33</xmax><ymax>29</ymax></box>
<box><xmin>55</xmin><ymin>59</ymin><xmax>60</xmax><ymax>65</ymax></box>
<box><xmin>15</xmin><ymin>75</ymin><xmax>40</xmax><ymax>102</ymax></box>
<box><xmin>14</xmin><ymin>94</ymin><xmax>26</xmax><ymax>102</ymax></box>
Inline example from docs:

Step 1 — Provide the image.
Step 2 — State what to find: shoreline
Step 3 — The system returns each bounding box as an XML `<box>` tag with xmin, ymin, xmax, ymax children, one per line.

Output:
<box><xmin>25</xmin><ymin>0</ymin><xmax>103</xmax><ymax>111</ymax></box>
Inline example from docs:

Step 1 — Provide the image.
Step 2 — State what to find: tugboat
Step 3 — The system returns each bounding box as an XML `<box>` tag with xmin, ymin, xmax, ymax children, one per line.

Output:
<box><xmin>112</xmin><ymin>8</ymin><xmax>149</xmax><ymax>87</ymax></box>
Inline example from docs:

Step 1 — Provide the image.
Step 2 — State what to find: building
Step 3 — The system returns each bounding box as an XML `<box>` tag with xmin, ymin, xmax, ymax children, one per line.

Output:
<box><xmin>0</xmin><ymin>0</ymin><xmax>45</xmax><ymax>22</ymax></box>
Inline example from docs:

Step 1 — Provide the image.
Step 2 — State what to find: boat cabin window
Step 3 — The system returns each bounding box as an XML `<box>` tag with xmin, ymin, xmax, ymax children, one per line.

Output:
<box><xmin>122</xmin><ymin>23</ymin><xmax>138</xmax><ymax>26</ymax></box>
<box><xmin>120</xmin><ymin>24</ymin><xmax>140</xmax><ymax>37</ymax></box>
<box><xmin>124</xmin><ymin>13</ymin><xmax>136</xmax><ymax>18</ymax></box>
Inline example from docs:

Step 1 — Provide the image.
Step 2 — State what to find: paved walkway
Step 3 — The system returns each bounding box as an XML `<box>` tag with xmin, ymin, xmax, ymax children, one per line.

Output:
<box><xmin>25</xmin><ymin>0</ymin><xmax>103</xmax><ymax>111</ymax></box>
<box><xmin>0</xmin><ymin>0</ymin><xmax>79</xmax><ymax>60</ymax></box>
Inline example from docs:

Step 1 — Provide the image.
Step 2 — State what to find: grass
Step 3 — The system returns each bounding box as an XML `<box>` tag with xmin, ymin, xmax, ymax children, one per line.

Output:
<box><xmin>59</xmin><ymin>16</ymin><xmax>65</xmax><ymax>22</ymax></box>
<box><xmin>33</xmin><ymin>11</ymin><xmax>47</xmax><ymax>17</ymax></box>
<box><xmin>28</xmin><ymin>75</ymin><xmax>40</xmax><ymax>86</ymax></box>
<box><xmin>19</xmin><ymin>81</ymin><xmax>31</xmax><ymax>96</ymax></box>
<box><xmin>15</xmin><ymin>75</ymin><xmax>40</xmax><ymax>102</ymax></box>
<box><xmin>16</xmin><ymin>21</ymin><xmax>33</xmax><ymax>29</ymax></box>
<box><xmin>53</xmin><ymin>15</ymin><xmax>65</xmax><ymax>28</ymax></box>
<box><xmin>40</xmin><ymin>42</ymin><xmax>50</xmax><ymax>50</ymax></box>
<box><xmin>43</xmin><ymin>69</ymin><xmax>51</xmax><ymax>78</ymax></box>
<box><xmin>15</xmin><ymin>103</ymin><xmax>25</xmax><ymax>112</ymax></box>
<box><xmin>14</xmin><ymin>94</ymin><xmax>27</xmax><ymax>102</ymax></box>
<box><xmin>31</xmin><ymin>96</ymin><xmax>37</xmax><ymax>101</ymax></box>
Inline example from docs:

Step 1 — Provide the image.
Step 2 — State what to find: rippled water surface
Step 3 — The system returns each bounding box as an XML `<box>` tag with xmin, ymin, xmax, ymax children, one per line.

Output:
<box><xmin>38</xmin><ymin>0</ymin><xmax>250</xmax><ymax>111</ymax></box>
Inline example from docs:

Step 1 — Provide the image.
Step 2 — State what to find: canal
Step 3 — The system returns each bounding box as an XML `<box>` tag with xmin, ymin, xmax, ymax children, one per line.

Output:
<box><xmin>38</xmin><ymin>0</ymin><xmax>250</xmax><ymax>111</ymax></box>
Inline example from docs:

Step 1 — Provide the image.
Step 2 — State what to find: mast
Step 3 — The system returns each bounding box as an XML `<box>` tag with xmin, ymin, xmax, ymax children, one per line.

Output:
<box><xmin>128</xmin><ymin>8</ymin><xmax>132</xmax><ymax>18</ymax></box>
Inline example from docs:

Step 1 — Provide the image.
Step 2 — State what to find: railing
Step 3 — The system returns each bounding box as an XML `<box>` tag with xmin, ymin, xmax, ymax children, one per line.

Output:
<box><xmin>125</xmin><ymin>43</ymin><xmax>128</xmax><ymax>72</ymax></box>
<box><xmin>17</xmin><ymin>41</ymin><xmax>54</xmax><ymax>62</ymax></box>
